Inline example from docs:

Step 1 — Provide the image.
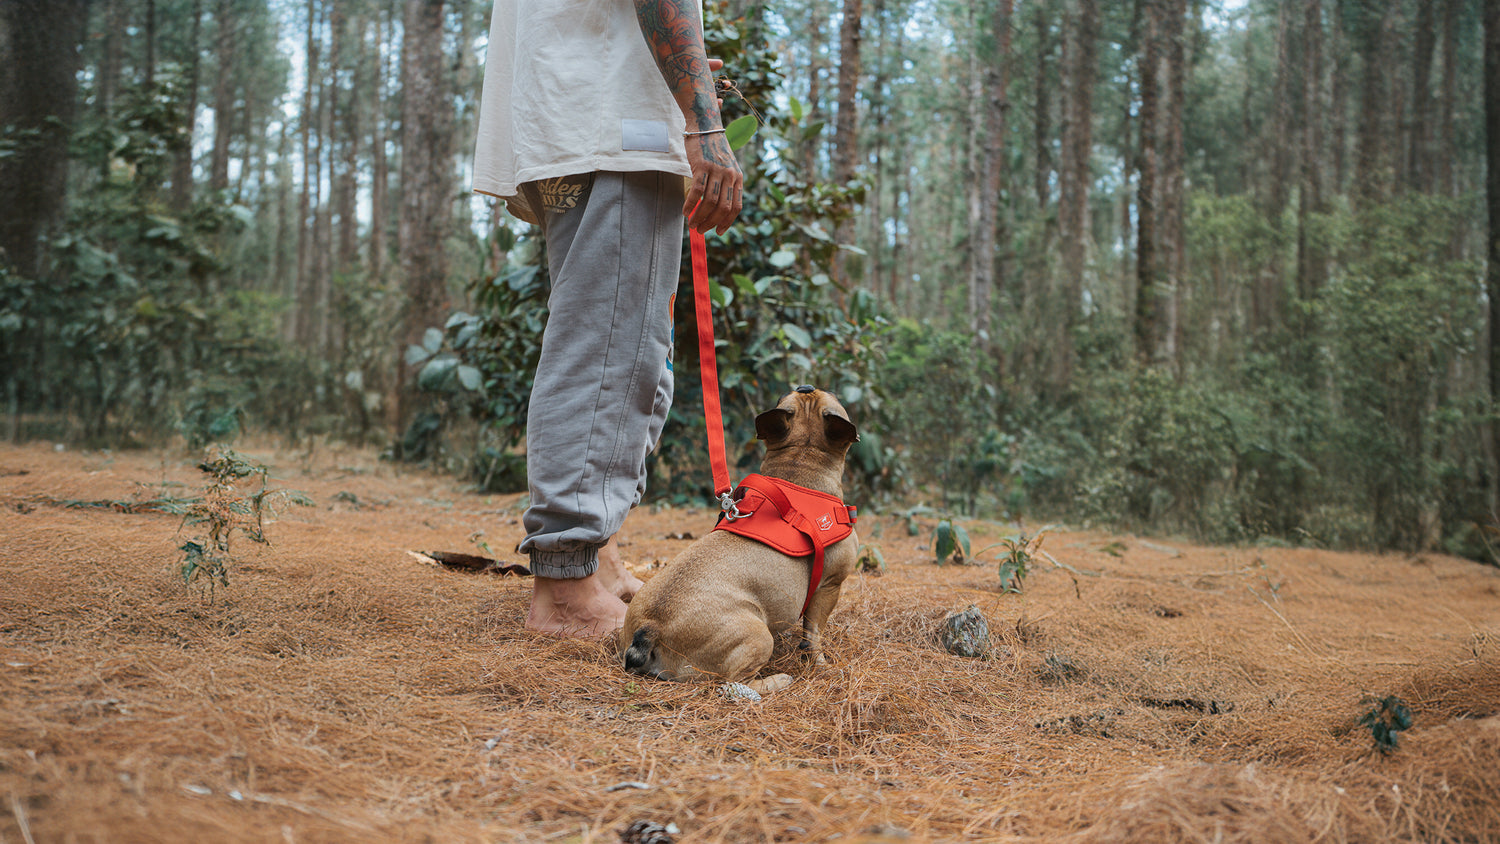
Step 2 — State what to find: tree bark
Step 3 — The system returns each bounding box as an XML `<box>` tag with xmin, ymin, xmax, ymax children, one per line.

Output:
<box><xmin>801</xmin><ymin>0</ymin><xmax>826</xmax><ymax>178</ymax></box>
<box><xmin>396</xmin><ymin>0</ymin><xmax>454</xmax><ymax>432</ymax></box>
<box><xmin>1033</xmin><ymin>2</ymin><xmax>1053</xmax><ymax>210</ymax></box>
<box><xmin>294</xmin><ymin>0</ymin><xmax>319</xmax><ymax>347</ymax></box>
<box><xmin>832</xmin><ymin>0</ymin><xmax>862</xmax><ymax>288</ymax></box>
<box><xmin>864</xmin><ymin>0</ymin><xmax>888</xmax><ymax>296</ymax></box>
<box><xmin>209</xmin><ymin>0</ymin><xmax>236</xmax><ymax>194</ymax></box>
<box><xmin>1408</xmin><ymin>0</ymin><xmax>1436</xmax><ymax>193</ymax></box>
<box><xmin>314</xmin><ymin>0</ymin><xmax>337</xmax><ymax>354</ymax></box>
<box><xmin>98</xmin><ymin>0</ymin><xmax>124</xmax><ymax>124</ymax></box>
<box><xmin>1296</xmin><ymin>0</ymin><xmax>1327</xmax><ymax>300</ymax></box>
<box><xmin>1439</xmin><ymin>0</ymin><xmax>1460</xmax><ymax>196</ymax></box>
<box><xmin>0</xmin><ymin>0</ymin><xmax>91</xmax><ymax>277</ymax></box>
<box><xmin>1161</xmin><ymin>0</ymin><xmax>1186</xmax><ymax>367</ymax></box>
<box><xmin>1268</xmin><ymin>0</ymin><xmax>1294</xmax><ymax>219</ymax></box>
<box><xmin>371</xmin><ymin>7</ymin><xmax>390</xmax><ymax>285</ymax></box>
<box><xmin>172</xmin><ymin>0</ymin><xmax>204</xmax><ymax>212</ymax></box>
<box><xmin>337</xmin><ymin>2</ymin><xmax>362</xmax><ymax>274</ymax></box>
<box><xmin>1485</xmin><ymin>0</ymin><xmax>1500</xmax><ymax>514</ymax></box>
<box><xmin>1135</xmin><ymin>0</ymin><xmax>1160</xmax><ymax>365</ymax></box>
<box><xmin>966</xmin><ymin>0</ymin><xmax>1012</xmax><ymax>344</ymax></box>
<box><xmin>1330</xmin><ymin>0</ymin><xmax>1348</xmax><ymax>193</ymax></box>
<box><xmin>1056</xmin><ymin>0</ymin><xmax>1097</xmax><ymax>388</ymax></box>
<box><xmin>144</xmin><ymin>0</ymin><xmax>157</xmax><ymax>88</ymax></box>
<box><xmin>1355</xmin><ymin>0</ymin><xmax>1393</xmax><ymax>205</ymax></box>
<box><xmin>833</xmin><ymin>0</ymin><xmax>862</xmax><ymax>184</ymax></box>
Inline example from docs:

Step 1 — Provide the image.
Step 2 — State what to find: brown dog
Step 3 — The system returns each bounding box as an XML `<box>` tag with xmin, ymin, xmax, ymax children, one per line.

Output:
<box><xmin>619</xmin><ymin>387</ymin><xmax>859</xmax><ymax>695</ymax></box>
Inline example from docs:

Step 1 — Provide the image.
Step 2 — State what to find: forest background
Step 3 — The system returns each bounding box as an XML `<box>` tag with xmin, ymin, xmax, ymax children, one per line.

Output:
<box><xmin>2</xmin><ymin>0</ymin><xmax>1498</xmax><ymax>561</ymax></box>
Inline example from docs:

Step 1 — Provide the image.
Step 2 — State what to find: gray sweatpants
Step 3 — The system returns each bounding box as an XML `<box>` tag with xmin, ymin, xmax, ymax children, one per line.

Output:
<box><xmin>517</xmin><ymin>170</ymin><xmax>684</xmax><ymax>579</ymax></box>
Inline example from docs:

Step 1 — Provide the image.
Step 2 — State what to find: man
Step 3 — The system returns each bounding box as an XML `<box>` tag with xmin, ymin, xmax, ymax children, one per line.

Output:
<box><xmin>472</xmin><ymin>0</ymin><xmax>744</xmax><ymax>637</ymax></box>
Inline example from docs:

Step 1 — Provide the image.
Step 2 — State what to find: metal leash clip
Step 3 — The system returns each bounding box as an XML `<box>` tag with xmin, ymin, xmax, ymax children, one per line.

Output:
<box><xmin>720</xmin><ymin>490</ymin><xmax>754</xmax><ymax>522</ymax></box>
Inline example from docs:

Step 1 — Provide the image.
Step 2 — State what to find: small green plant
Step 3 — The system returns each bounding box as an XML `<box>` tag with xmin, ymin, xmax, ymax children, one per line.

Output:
<box><xmin>856</xmin><ymin>543</ymin><xmax>886</xmax><ymax>574</ymax></box>
<box><xmin>933</xmin><ymin>518</ymin><xmax>970</xmax><ymax>565</ymax></box>
<box><xmin>973</xmin><ymin>526</ymin><xmax>1061</xmax><ymax>594</ymax></box>
<box><xmin>1359</xmin><ymin>695</ymin><xmax>1414</xmax><ymax>754</ymax></box>
<box><xmin>179</xmin><ymin>448</ymin><xmax>312</xmax><ymax>599</ymax></box>
<box><xmin>993</xmin><ymin>536</ymin><xmax>1033</xmax><ymax>593</ymax></box>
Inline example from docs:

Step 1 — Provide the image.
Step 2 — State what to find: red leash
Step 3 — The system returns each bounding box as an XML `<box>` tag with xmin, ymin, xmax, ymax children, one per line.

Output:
<box><xmin>689</xmin><ymin>228</ymin><xmax>735</xmax><ymax>504</ymax></box>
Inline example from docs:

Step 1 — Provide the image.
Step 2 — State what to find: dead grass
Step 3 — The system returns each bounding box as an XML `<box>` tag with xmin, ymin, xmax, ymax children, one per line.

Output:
<box><xmin>1</xmin><ymin>440</ymin><xmax>1497</xmax><ymax>843</ymax></box>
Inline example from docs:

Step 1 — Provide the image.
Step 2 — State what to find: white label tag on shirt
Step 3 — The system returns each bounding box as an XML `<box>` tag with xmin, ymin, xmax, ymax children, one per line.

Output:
<box><xmin>621</xmin><ymin>119</ymin><xmax>670</xmax><ymax>153</ymax></box>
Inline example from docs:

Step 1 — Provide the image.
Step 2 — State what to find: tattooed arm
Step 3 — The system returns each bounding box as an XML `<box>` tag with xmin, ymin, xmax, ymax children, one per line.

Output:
<box><xmin>633</xmin><ymin>0</ymin><xmax>743</xmax><ymax>234</ymax></box>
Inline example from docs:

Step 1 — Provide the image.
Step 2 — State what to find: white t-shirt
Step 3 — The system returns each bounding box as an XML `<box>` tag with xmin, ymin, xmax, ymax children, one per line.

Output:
<box><xmin>472</xmin><ymin>0</ymin><xmax>694</xmax><ymax>224</ymax></box>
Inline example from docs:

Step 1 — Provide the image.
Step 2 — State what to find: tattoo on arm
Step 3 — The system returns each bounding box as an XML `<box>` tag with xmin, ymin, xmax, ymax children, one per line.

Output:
<box><xmin>633</xmin><ymin>0</ymin><xmax>720</xmax><ymax>132</ymax></box>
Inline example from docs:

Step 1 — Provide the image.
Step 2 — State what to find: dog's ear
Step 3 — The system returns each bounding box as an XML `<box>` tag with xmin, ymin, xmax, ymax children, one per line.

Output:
<box><xmin>755</xmin><ymin>408</ymin><xmax>794</xmax><ymax>442</ymax></box>
<box><xmin>822</xmin><ymin>410</ymin><xmax>859</xmax><ymax>446</ymax></box>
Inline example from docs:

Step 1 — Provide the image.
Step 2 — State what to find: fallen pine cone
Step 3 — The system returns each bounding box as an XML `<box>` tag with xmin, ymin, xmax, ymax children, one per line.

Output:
<box><xmin>620</xmin><ymin>819</ymin><xmax>676</xmax><ymax>844</ymax></box>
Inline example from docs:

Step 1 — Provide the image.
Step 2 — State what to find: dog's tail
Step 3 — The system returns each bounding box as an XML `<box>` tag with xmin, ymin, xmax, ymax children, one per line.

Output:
<box><xmin>622</xmin><ymin>624</ymin><xmax>671</xmax><ymax>680</ymax></box>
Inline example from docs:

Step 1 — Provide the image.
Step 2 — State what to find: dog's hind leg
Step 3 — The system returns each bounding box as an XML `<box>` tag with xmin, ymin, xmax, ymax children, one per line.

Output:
<box><xmin>718</xmin><ymin>625</ymin><xmax>790</xmax><ymax>695</ymax></box>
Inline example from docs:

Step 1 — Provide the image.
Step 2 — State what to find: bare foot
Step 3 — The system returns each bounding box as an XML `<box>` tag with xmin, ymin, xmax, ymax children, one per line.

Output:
<box><xmin>594</xmin><ymin>536</ymin><xmax>644</xmax><ymax>602</ymax></box>
<box><xmin>526</xmin><ymin>575</ymin><xmax>627</xmax><ymax>638</ymax></box>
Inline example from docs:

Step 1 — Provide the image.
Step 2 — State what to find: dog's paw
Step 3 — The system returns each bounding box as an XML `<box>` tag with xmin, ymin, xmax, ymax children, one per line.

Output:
<box><xmin>746</xmin><ymin>673</ymin><xmax>794</xmax><ymax>695</ymax></box>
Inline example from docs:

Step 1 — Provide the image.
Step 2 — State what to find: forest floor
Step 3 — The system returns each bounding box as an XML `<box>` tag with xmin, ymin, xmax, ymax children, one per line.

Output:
<box><xmin>1</xmin><ymin>439</ymin><xmax>1498</xmax><ymax>843</ymax></box>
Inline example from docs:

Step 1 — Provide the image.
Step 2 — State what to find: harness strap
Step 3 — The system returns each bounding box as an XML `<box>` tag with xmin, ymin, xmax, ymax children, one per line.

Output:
<box><xmin>737</xmin><ymin>475</ymin><xmax>827</xmax><ymax>618</ymax></box>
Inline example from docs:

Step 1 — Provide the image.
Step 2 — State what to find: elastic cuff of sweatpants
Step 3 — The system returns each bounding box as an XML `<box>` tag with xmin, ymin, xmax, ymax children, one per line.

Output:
<box><xmin>528</xmin><ymin>547</ymin><xmax>600</xmax><ymax>580</ymax></box>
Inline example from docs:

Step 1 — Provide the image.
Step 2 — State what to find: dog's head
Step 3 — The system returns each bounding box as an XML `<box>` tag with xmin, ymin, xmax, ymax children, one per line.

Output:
<box><xmin>754</xmin><ymin>385</ymin><xmax>859</xmax><ymax>456</ymax></box>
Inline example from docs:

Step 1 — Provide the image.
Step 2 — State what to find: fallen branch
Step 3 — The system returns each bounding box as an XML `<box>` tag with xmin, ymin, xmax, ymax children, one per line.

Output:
<box><xmin>406</xmin><ymin>550</ymin><xmax>532</xmax><ymax>577</ymax></box>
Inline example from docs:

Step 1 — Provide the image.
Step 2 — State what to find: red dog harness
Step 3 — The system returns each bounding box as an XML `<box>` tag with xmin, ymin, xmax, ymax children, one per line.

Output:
<box><xmin>713</xmin><ymin>473</ymin><xmax>857</xmax><ymax>618</ymax></box>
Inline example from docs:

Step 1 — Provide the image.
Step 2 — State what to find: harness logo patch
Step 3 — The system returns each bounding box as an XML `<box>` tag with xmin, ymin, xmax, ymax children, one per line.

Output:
<box><xmin>817</xmin><ymin>514</ymin><xmax>835</xmax><ymax>532</ymax></box>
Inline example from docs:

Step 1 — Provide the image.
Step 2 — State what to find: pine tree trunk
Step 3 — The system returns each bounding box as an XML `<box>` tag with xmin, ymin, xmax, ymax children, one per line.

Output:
<box><xmin>1485</xmin><ymin>0</ymin><xmax>1500</xmax><ymax>514</ymax></box>
<box><xmin>1057</xmin><ymin>0</ymin><xmax>1097</xmax><ymax>388</ymax></box>
<box><xmin>315</xmin><ymin>0</ymin><xmax>337</xmax><ymax>354</ymax></box>
<box><xmin>802</xmin><ymin>0</ymin><xmax>826</xmax><ymax>179</ymax></box>
<box><xmin>1268</xmin><ymin>0</ymin><xmax>1294</xmax><ymax>219</ymax></box>
<box><xmin>396</xmin><ymin>0</ymin><xmax>454</xmax><ymax>433</ymax></box>
<box><xmin>1135</xmin><ymin>0</ymin><xmax>1160</xmax><ymax>364</ymax></box>
<box><xmin>276</xmin><ymin>119</ymin><xmax>296</xmax><ymax>342</ymax></box>
<box><xmin>336</xmin><ymin>2</ymin><xmax>360</xmax><ymax>274</ymax></box>
<box><xmin>371</xmin><ymin>6</ymin><xmax>390</xmax><ymax>285</ymax></box>
<box><xmin>172</xmin><ymin>0</ymin><xmax>203</xmax><ymax>212</ymax></box>
<box><xmin>1355</xmin><ymin>1</ymin><xmax>1392</xmax><ymax>205</ymax></box>
<box><xmin>210</xmin><ymin>0</ymin><xmax>236</xmax><ymax>193</ymax></box>
<box><xmin>1439</xmin><ymin>0</ymin><xmax>1460</xmax><ymax>196</ymax></box>
<box><xmin>1161</xmin><ymin>0</ymin><xmax>1186</xmax><ymax>368</ymax></box>
<box><xmin>1408</xmin><ymin>0</ymin><xmax>1436</xmax><ymax>193</ymax></box>
<box><xmin>1330</xmin><ymin>1</ymin><xmax>1348</xmax><ymax>192</ymax></box>
<box><xmin>972</xmin><ymin>0</ymin><xmax>1008</xmax><ymax>344</ymax></box>
<box><xmin>864</xmin><ymin>0</ymin><xmax>887</xmax><ymax>296</ymax></box>
<box><xmin>294</xmin><ymin>0</ymin><xmax>319</xmax><ymax>347</ymax></box>
<box><xmin>832</xmin><ymin>0</ymin><xmax>862</xmax><ymax>290</ymax></box>
<box><xmin>0</xmin><ymin>0</ymin><xmax>91</xmax><ymax>278</ymax></box>
<box><xmin>97</xmin><ymin>0</ymin><xmax>123</xmax><ymax>124</ymax></box>
<box><xmin>144</xmin><ymin>0</ymin><xmax>156</xmax><ymax>88</ymax></box>
<box><xmin>966</xmin><ymin>2</ymin><xmax>985</xmax><ymax>333</ymax></box>
<box><xmin>1296</xmin><ymin>0</ymin><xmax>1327</xmax><ymax>300</ymax></box>
<box><xmin>1033</xmin><ymin>2</ymin><xmax>1052</xmax><ymax>210</ymax></box>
